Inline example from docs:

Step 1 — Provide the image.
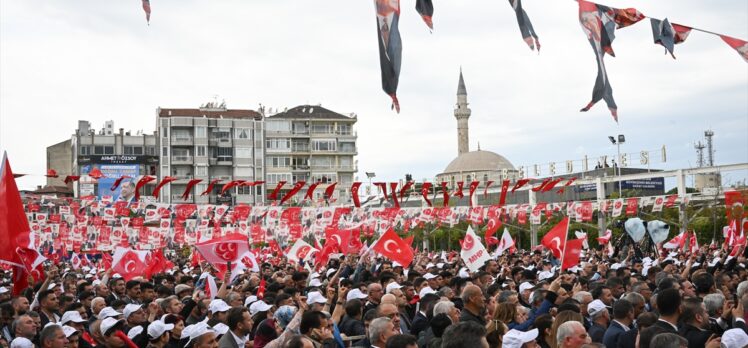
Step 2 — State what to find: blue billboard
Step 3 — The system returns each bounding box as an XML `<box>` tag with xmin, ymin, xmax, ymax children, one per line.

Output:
<box><xmin>82</xmin><ymin>164</ymin><xmax>140</xmax><ymax>200</ymax></box>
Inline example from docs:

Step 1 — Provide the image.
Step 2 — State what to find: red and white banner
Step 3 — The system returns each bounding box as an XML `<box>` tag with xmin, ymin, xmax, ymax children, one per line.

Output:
<box><xmin>460</xmin><ymin>226</ymin><xmax>490</xmax><ymax>272</ymax></box>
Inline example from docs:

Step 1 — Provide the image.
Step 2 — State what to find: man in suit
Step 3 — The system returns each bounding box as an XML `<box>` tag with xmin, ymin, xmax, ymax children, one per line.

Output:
<box><xmin>586</xmin><ymin>300</ymin><xmax>609</xmax><ymax>343</ymax></box>
<box><xmin>218</xmin><ymin>307</ymin><xmax>254</xmax><ymax>348</ymax></box>
<box><xmin>603</xmin><ymin>299</ymin><xmax>634</xmax><ymax>348</ymax></box>
<box><xmin>616</xmin><ymin>312</ymin><xmax>658</xmax><ymax>348</ymax></box>
<box><xmin>679</xmin><ymin>298</ymin><xmax>714</xmax><ymax>348</ymax></box>
<box><xmin>653</xmin><ymin>288</ymin><xmax>681</xmax><ymax>333</ymax></box>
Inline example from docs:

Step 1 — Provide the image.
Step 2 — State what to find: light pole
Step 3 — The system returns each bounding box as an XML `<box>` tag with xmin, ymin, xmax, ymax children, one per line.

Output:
<box><xmin>608</xmin><ymin>134</ymin><xmax>625</xmax><ymax>196</ymax></box>
<box><xmin>365</xmin><ymin>172</ymin><xmax>376</xmax><ymax>196</ymax></box>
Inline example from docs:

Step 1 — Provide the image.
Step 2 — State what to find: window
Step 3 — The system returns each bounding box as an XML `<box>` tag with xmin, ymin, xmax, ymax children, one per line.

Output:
<box><xmin>124</xmin><ymin>146</ymin><xmax>143</xmax><ymax>155</ymax></box>
<box><xmin>196</xmin><ymin>184</ymin><xmax>207</xmax><ymax>195</ymax></box>
<box><xmin>196</xmin><ymin>146</ymin><xmax>207</xmax><ymax>157</ymax></box>
<box><xmin>213</xmin><ymin>147</ymin><xmax>232</xmax><ymax>161</ymax></box>
<box><xmin>80</xmin><ymin>146</ymin><xmax>90</xmax><ymax>155</ymax></box>
<box><xmin>145</xmin><ymin>146</ymin><xmax>156</xmax><ymax>155</ymax></box>
<box><xmin>162</xmin><ymin>147</ymin><xmax>168</xmax><ymax>156</ymax></box>
<box><xmin>311</xmin><ymin>123</ymin><xmax>332</xmax><ymax>134</ymax></box>
<box><xmin>94</xmin><ymin>146</ymin><xmax>114</xmax><ymax>155</ymax></box>
<box><xmin>337</xmin><ymin>124</ymin><xmax>352</xmax><ymax>135</ymax></box>
<box><xmin>235</xmin><ymin>147</ymin><xmax>252</xmax><ymax>158</ymax></box>
<box><xmin>311</xmin><ymin>173</ymin><xmax>337</xmax><ymax>183</ymax></box>
<box><xmin>339</xmin><ymin>142</ymin><xmax>355</xmax><ymax>152</ymax></box>
<box><xmin>234</xmin><ymin>128</ymin><xmax>251</xmax><ymax>139</ymax></box>
<box><xmin>161</xmin><ymin>127</ymin><xmax>168</xmax><ymax>138</ymax></box>
<box><xmin>266</xmin><ymin>120</ymin><xmax>290</xmax><ymax>133</ymax></box>
<box><xmin>195</xmin><ymin>126</ymin><xmax>207</xmax><ymax>138</ymax></box>
<box><xmin>311</xmin><ymin>156</ymin><xmax>333</xmax><ymax>168</ymax></box>
<box><xmin>340</xmin><ymin>157</ymin><xmax>352</xmax><ymax>167</ymax></box>
<box><xmin>234</xmin><ymin>167</ymin><xmax>254</xmax><ymax>177</ymax></box>
<box><xmin>266</xmin><ymin>138</ymin><xmax>290</xmax><ymax>151</ymax></box>
<box><xmin>267</xmin><ymin>173</ymin><xmax>292</xmax><ymax>184</ymax></box>
<box><xmin>196</xmin><ymin>166</ymin><xmax>208</xmax><ymax>176</ymax></box>
<box><xmin>211</xmin><ymin>128</ymin><xmax>231</xmax><ymax>141</ymax></box>
<box><xmin>237</xmin><ymin>186</ymin><xmax>253</xmax><ymax>195</ymax></box>
<box><xmin>269</xmin><ymin>157</ymin><xmax>291</xmax><ymax>168</ymax></box>
<box><xmin>311</xmin><ymin>140</ymin><xmax>336</xmax><ymax>152</ymax></box>
<box><xmin>172</xmin><ymin>129</ymin><xmax>191</xmax><ymax>141</ymax></box>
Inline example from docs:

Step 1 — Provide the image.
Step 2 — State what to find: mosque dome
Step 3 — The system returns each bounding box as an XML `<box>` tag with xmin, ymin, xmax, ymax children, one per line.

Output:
<box><xmin>441</xmin><ymin>149</ymin><xmax>516</xmax><ymax>175</ymax></box>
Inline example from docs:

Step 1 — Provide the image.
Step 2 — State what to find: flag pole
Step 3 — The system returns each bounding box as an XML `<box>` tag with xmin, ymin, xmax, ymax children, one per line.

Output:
<box><xmin>559</xmin><ymin>217</ymin><xmax>570</xmax><ymax>271</ymax></box>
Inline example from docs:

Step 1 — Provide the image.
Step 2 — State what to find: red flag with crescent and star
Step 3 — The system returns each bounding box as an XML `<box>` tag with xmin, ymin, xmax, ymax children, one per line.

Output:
<box><xmin>372</xmin><ymin>228</ymin><xmax>414</xmax><ymax>267</ymax></box>
<box><xmin>112</xmin><ymin>249</ymin><xmax>148</xmax><ymax>281</ymax></box>
<box><xmin>541</xmin><ymin>217</ymin><xmax>570</xmax><ymax>259</ymax></box>
<box><xmin>195</xmin><ymin>233</ymin><xmax>251</xmax><ymax>269</ymax></box>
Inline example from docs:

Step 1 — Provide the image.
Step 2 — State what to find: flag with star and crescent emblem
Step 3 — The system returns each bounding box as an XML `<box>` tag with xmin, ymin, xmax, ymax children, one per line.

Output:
<box><xmin>541</xmin><ymin>217</ymin><xmax>569</xmax><ymax>259</ymax></box>
<box><xmin>194</xmin><ymin>233</ymin><xmax>251</xmax><ymax>270</ymax></box>
<box><xmin>286</xmin><ymin>238</ymin><xmax>317</xmax><ymax>263</ymax></box>
<box><xmin>372</xmin><ymin>228</ymin><xmax>414</xmax><ymax>267</ymax></box>
<box><xmin>460</xmin><ymin>226</ymin><xmax>491</xmax><ymax>272</ymax></box>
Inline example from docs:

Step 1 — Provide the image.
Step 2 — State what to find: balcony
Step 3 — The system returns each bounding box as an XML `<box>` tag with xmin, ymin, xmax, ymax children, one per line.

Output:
<box><xmin>211</xmin><ymin>157</ymin><xmax>233</xmax><ymax>165</ymax></box>
<box><xmin>171</xmin><ymin>194</ymin><xmax>193</xmax><ymax>203</ymax></box>
<box><xmin>171</xmin><ymin>136</ymin><xmax>193</xmax><ymax>146</ymax></box>
<box><xmin>209</xmin><ymin>138</ymin><xmax>232</xmax><ymax>147</ymax></box>
<box><xmin>292</xmin><ymin>164</ymin><xmax>310</xmax><ymax>171</ymax></box>
<box><xmin>171</xmin><ymin>155</ymin><xmax>193</xmax><ymax>165</ymax></box>
<box><xmin>338</xmin><ymin>146</ymin><xmax>357</xmax><ymax>154</ymax></box>
<box><xmin>292</xmin><ymin>144</ymin><xmax>310</xmax><ymax>152</ymax></box>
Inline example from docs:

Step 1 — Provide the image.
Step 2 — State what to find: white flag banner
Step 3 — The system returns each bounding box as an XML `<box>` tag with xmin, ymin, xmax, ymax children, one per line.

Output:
<box><xmin>286</xmin><ymin>239</ymin><xmax>317</xmax><ymax>263</ymax></box>
<box><xmin>460</xmin><ymin>226</ymin><xmax>491</xmax><ymax>272</ymax></box>
<box><xmin>652</xmin><ymin>196</ymin><xmax>665</xmax><ymax>212</ymax></box>
<box><xmin>497</xmin><ymin>228</ymin><xmax>515</xmax><ymax>256</ymax></box>
<box><xmin>612</xmin><ymin>199</ymin><xmax>624</xmax><ymax>217</ymax></box>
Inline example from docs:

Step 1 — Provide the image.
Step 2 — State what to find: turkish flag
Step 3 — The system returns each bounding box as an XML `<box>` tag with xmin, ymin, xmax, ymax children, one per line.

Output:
<box><xmin>112</xmin><ymin>249</ymin><xmax>148</xmax><ymax>281</ymax></box>
<box><xmin>597</xmin><ymin>229</ymin><xmax>612</xmax><ymax>245</ymax></box>
<box><xmin>541</xmin><ymin>217</ymin><xmax>569</xmax><ymax>259</ymax></box>
<box><xmin>484</xmin><ymin>217</ymin><xmax>502</xmax><ymax>246</ymax></box>
<box><xmin>372</xmin><ymin>229</ymin><xmax>414</xmax><ymax>267</ymax></box>
<box><xmin>561</xmin><ymin>238</ymin><xmax>584</xmax><ymax>270</ymax></box>
<box><xmin>152</xmin><ymin>176</ymin><xmax>177</xmax><ymax>199</ymax></box>
<box><xmin>286</xmin><ymin>239</ymin><xmax>317</xmax><ymax>263</ymax></box>
<box><xmin>0</xmin><ymin>153</ymin><xmax>31</xmax><ymax>266</ymax></box>
<box><xmin>314</xmin><ymin>237</ymin><xmax>338</xmax><ymax>269</ymax></box>
<box><xmin>145</xmin><ymin>249</ymin><xmax>174</xmax><ymax>278</ymax></box>
<box><xmin>325</xmin><ymin>228</ymin><xmax>351</xmax><ymax>254</ymax></box>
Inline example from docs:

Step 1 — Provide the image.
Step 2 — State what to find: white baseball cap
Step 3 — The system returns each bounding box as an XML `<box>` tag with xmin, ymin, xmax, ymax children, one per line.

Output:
<box><xmin>100</xmin><ymin>317</ymin><xmax>125</xmax><ymax>336</ymax></box>
<box><xmin>309</xmin><ymin>279</ymin><xmax>323</xmax><ymax>287</ymax></box>
<box><xmin>97</xmin><ymin>307</ymin><xmax>122</xmax><ymax>319</ymax></box>
<box><xmin>61</xmin><ymin>325</ymin><xmax>79</xmax><ymax>338</ymax></box>
<box><xmin>244</xmin><ymin>295</ymin><xmax>258</xmax><ymax>307</ymax></box>
<box><xmin>503</xmin><ymin>328</ymin><xmax>539</xmax><ymax>348</ymax></box>
<box><xmin>537</xmin><ymin>271</ymin><xmax>554</xmax><ymax>281</ymax></box>
<box><xmin>418</xmin><ymin>286</ymin><xmax>436</xmax><ymax>298</ymax></box>
<box><xmin>249</xmin><ymin>300</ymin><xmax>272</xmax><ymax>316</ymax></box>
<box><xmin>385</xmin><ymin>282</ymin><xmax>402</xmax><ymax>294</ymax></box>
<box><xmin>519</xmin><ymin>282</ymin><xmax>534</xmax><ymax>294</ymax></box>
<box><xmin>127</xmin><ymin>326</ymin><xmax>144</xmax><ymax>340</ymax></box>
<box><xmin>61</xmin><ymin>311</ymin><xmax>87</xmax><ymax>325</ymax></box>
<box><xmin>10</xmin><ymin>337</ymin><xmax>34</xmax><ymax>348</ymax></box>
<box><xmin>147</xmin><ymin>320</ymin><xmax>174</xmax><ymax>340</ymax></box>
<box><xmin>326</xmin><ymin>268</ymin><xmax>337</xmax><ymax>277</ymax></box>
<box><xmin>423</xmin><ymin>273</ymin><xmax>437</xmax><ymax>280</ymax></box>
<box><xmin>587</xmin><ymin>299</ymin><xmax>607</xmax><ymax>316</ymax></box>
<box><xmin>722</xmin><ymin>328</ymin><xmax>748</xmax><ymax>348</ymax></box>
<box><xmin>182</xmin><ymin>322</ymin><xmax>216</xmax><ymax>345</ymax></box>
<box><xmin>212</xmin><ymin>322</ymin><xmax>229</xmax><ymax>335</ymax></box>
<box><xmin>346</xmin><ymin>289</ymin><xmax>368</xmax><ymax>302</ymax></box>
<box><xmin>306</xmin><ymin>291</ymin><xmax>327</xmax><ymax>305</ymax></box>
<box><xmin>208</xmin><ymin>299</ymin><xmax>231</xmax><ymax>314</ymax></box>
<box><xmin>123</xmin><ymin>304</ymin><xmax>144</xmax><ymax>319</ymax></box>
<box><xmin>0</xmin><ymin>287</ymin><xmax>9</xmax><ymax>294</ymax></box>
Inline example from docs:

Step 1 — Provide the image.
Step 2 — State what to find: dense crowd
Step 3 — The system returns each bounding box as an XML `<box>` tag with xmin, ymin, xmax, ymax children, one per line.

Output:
<box><xmin>1</xmin><ymin>244</ymin><xmax>748</xmax><ymax>348</ymax></box>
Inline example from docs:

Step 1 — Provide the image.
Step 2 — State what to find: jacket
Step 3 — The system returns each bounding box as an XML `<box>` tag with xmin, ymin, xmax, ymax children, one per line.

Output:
<box><xmin>602</xmin><ymin>320</ymin><xmax>630</xmax><ymax>348</ymax></box>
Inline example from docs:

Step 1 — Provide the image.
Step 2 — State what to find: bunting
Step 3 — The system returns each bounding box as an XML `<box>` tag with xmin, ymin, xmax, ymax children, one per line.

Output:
<box><xmin>181</xmin><ymin>179</ymin><xmax>203</xmax><ymax>201</ymax></box>
<box><xmin>142</xmin><ymin>0</ymin><xmax>151</xmax><ymax>25</ymax></box>
<box><xmin>152</xmin><ymin>176</ymin><xmax>177</xmax><ymax>199</ymax></box>
<box><xmin>721</xmin><ymin>35</ymin><xmax>748</xmax><ymax>62</ymax></box>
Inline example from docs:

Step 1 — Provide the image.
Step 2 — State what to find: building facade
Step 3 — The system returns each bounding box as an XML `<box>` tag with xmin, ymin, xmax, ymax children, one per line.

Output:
<box><xmin>70</xmin><ymin>120</ymin><xmax>159</xmax><ymax>198</ymax></box>
<box><xmin>46</xmin><ymin>139</ymin><xmax>73</xmax><ymax>188</ymax></box>
<box><xmin>157</xmin><ymin>103</ymin><xmax>265</xmax><ymax>205</ymax></box>
<box><xmin>264</xmin><ymin>105</ymin><xmax>357</xmax><ymax>203</ymax></box>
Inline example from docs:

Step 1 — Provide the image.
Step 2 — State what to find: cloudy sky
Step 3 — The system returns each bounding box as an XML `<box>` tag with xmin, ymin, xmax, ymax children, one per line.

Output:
<box><xmin>1</xmin><ymin>0</ymin><xmax>746</xmax><ymax>191</ymax></box>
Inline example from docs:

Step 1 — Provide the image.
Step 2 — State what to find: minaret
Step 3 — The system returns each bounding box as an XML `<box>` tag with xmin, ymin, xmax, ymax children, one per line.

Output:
<box><xmin>455</xmin><ymin>68</ymin><xmax>471</xmax><ymax>155</ymax></box>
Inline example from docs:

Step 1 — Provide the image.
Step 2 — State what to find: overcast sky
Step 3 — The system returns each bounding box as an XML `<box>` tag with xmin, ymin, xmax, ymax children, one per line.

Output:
<box><xmin>1</xmin><ymin>0</ymin><xmax>746</xmax><ymax>191</ymax></box>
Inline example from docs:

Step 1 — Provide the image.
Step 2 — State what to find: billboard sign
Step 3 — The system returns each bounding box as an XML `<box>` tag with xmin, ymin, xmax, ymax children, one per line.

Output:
<box><xmin>81</xmin><ymin>164</ymin><xmax>140</xmax><ymax>200</ymax></box>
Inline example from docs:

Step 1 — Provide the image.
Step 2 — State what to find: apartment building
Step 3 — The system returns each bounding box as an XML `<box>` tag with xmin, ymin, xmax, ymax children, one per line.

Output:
<box><xmin>264</xmin><ymin>105</ymin><xmax>357</xmax><ymax>204</ymax></box>
<box><xmin>157</xmin><ymin>103</ymin><xmax>265</xmax><ymax>204</ymax></box>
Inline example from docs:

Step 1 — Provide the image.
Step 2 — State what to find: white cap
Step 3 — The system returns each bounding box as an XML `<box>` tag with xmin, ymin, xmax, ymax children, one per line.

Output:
<box><xmin>100</xmin><ymin>317</ymin><xmax>124</xmax><ymax>336</ymax></box>
<box><xmin>436</xmin><ymin>263</ymin><xmax>445</xmax><ymax>269</ymax></box>
<box><xmin>97</xmin><ymin>307</ymin><xmax>122</xmax><ymax>319</ymax></box>
<box><xmin>208</xmin><ymin>299</ymin><xmax>231</xmax><ymax>314</ymax></box>
<box><xmin>147</xmin><ymin>320</ymin><xmax>174</xmax><ymax>340</ymax></box>
<box><xmin>92</xmin><ymin>279</ymin><xmax>102</xmax><ymax>286</ymax></box>
<box><xmin>326</xmin><ymin>268</ymin><xmax>337</xmax><ymax>277</ymax></box>
<box><xmin>182</xmin><ymin>322</ymin><xmax>216</xmax><ymax>345</ymax></box>
<box><xmin>722</xmin><ymin>328</ymin><xmax>748</xmax><ymax>348</ymax></box>
<box><xmin>426</xmin><ymin>263</ymin><xmax>435</xmax><ymax>269</ymax></box>
<box><xmin>123</xmin><ymin>304</ymin><xmax>143</xmax><ymax>319</ymax></box>
<box><xmin>385</xmin><ymin>282</ymin><xmax>402</xmax><ymax>294</ymax></box>
<box><xmin>311</xmin><ymin>272</ymin><xmax>320</xmax><ymax>279</ymax></box>
<box><xmin>503</xmin><ymin>328</ymin><xmax>539</xmax><ymax>348</ymax></box>
<box><xmin>61</xmin><ymin>311</ymin><xmax>87</xmax><ymax>325</ymax></box>
<box><xmin>212</xmin><ymin>323</ymin><xmax>229</xmax><ymax>335</ymax></box>
<box><xmin>244</xmin><ymin>295</ymin><xmax>258</xmax><ymax>307</ymax></box>
<box><xmin>458</xmin><ymin>267</ymin><xmax>469</xmax><ymax>279</ymax></box>
<box><xmin>610</xmin><ymin>263</ymin><xmax>622</xmax><ymax>270</ymax></box>
<box><xmin>519</xmin><ymin>282</ymin><xmax>534</xmax><ymax>294</ymax></box>
<box><xmin>306</xmin><ymin>291</ymin><xmax>327</xmax><ymax>305</ymax></box>
<box><xmin>61</xmin><ymin>325</ymin><xmax>78</xmax><ymax>338</ymax></box>
<box><xmin>423</xmin><ymin>273</ymin><xmax>437</xmax><ymax>280</ymax></box>
<box><xmin>47</xmin><ymin>283</ymin><xmax>57</xmax><ymax>290</ymax></box>
<box><xmin>249</xmin><ymin>300</ymin><xmax>272</xmax><ymax>316</ymax></box>
<box><xmin>0</xmin><ymin>287</ymin><xmax>9</xmax><ymax>294</ymax></box>
<box><xmin>587</xmin><ymin>300</ymin><xmax>607</xmax><ymax>316</ymax></box>
<box><xmin>392</xmin><ymin>261</ymin><xmax>402</xmax><ymax>268</ymax></box>
<box><xmin>111</xmin><ymin>273</ymin><xmax>123</xmax><ymax>279</ymax></box>
<box><xmin>127</xmin><ymin>326</ymin><xmax>144</xmax><ymax>339</ymax></box>
<box><xmin>418</xmin><ymin>286</ymin><xmax>436</xmax><ymax>298</ymax></box>
<box><xmin>538</xmin><ymin>271</ymin><xmax>554</xmax><ymax>281</ymax></box>
<box><xmin>10</xmin><ymin>337</ymin><xmax>34</xmax><ymax>348</ymax></box>
<box><xmin>346</xmin><ymin>289</ymin><xmax>368</xmax><ymax>302</ymax></box>
<box><xmin>309</xmin><ymin>279</ymin><xmax>323</xmax><ymax>287</ymax></box>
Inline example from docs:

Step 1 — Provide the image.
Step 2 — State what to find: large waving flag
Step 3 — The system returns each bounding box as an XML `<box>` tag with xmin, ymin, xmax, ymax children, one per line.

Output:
<box><xmin>374</xmin><ymin>0</ymin><xmax>403</xmax><ymax>112</ymax></box>
<box><xmin>0</xmin><ymin>153</ymin><xmax>31</xmax><ymax>266</ymax></box>
<box><xmin>286</xmin><ymin>239</ymin><xmax>317</xmax><ymax>264</ymax></box>
<box><xmin>562</xmin><ymin>238</ymin><xmax>585</xmax><ymax>271</ymax></box>
<box><xmin>195</xmin><ymin>233</ymin><xmax>251</xmax><ymax>267</ymax></box>
<box><xmin>460</xmin><ymin>226</ymin><xmax>491</xmax><ymax>272</ymax></box>
<box><xmin>372</xmin><ymin>228</ymin><xmax>414</xmax><ymax>267</ymax></box>
<box><xmin>508</xmin><ymin>0</ymin><xmax>540</xmax><ymax>51</ymax></box>
<box><xmin>541</xmin><ymin>217</ymin><xmax>570</xmax><ymax>259</ymax></box>
<box><xmin>496</xmin><ymin>228</ymin><xmax>515</xmax><ymax>256</ymax></box>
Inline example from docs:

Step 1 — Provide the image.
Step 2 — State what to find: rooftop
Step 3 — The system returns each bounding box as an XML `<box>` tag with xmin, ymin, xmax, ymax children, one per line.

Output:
<box><xmin>158</xmin><ymin>107</ymin><xmax>262</xmax><ymax>120</ymax></box>
<box><xmin>441</xmin><ymin>150</ymin><xmax>516</xmax><ymax>175</ymax></box>
<box><xmin>267</xmin><ymin>105</ymin><xmax>355</xmax><ymax>120</ymax></box>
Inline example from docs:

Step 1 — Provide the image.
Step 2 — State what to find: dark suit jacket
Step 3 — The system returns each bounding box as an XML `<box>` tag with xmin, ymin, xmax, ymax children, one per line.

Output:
<box><xmin>653</xmin><ymin>320</ymin><xmax>679</xmax><ymax>334</ymax></box>
<box><xmin>217</xmin><ymin>331</ymin><xmax>240</xmax><ymax>348</ymax></box>
<box><xmin>603</xmin><ymin>321</ymin><xmax>629</xmax><ymax>348</ymax></box>
<box><xmin>588</xmin><ymin>323</ymin><xmax>606</xmax><ymax>343</ymax></box>
<box><xmin>616</xmin><ymin>328</ymin><xmax>638</xmax><ymax>348</ymax></box>
<box><xmin>679</xmin><ymin>324</ymin><xmax>712</xmax><ymax>348</ymax></box>
<box><xmin>410</xmin><ymin>312</ymin><xmax>429</xmax><ymax>338</ymax></box>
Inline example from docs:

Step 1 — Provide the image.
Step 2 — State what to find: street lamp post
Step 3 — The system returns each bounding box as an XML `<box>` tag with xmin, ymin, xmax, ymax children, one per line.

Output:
<box><xmin>365</xmin><ymin>172</ymin><xmax>376</xmax><ymax>196</ymax></box>
<box><xmin>608</xmin><ymin>135</ymin><xmax>625</xmax><ymax>196</ymax></box>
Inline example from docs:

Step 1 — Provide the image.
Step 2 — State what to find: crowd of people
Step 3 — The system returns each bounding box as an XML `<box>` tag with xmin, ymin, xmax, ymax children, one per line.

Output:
<box><xmin>1</xmin><ymin>244</ymin><xmax>748</xmax><ymax>348</ymax></box>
